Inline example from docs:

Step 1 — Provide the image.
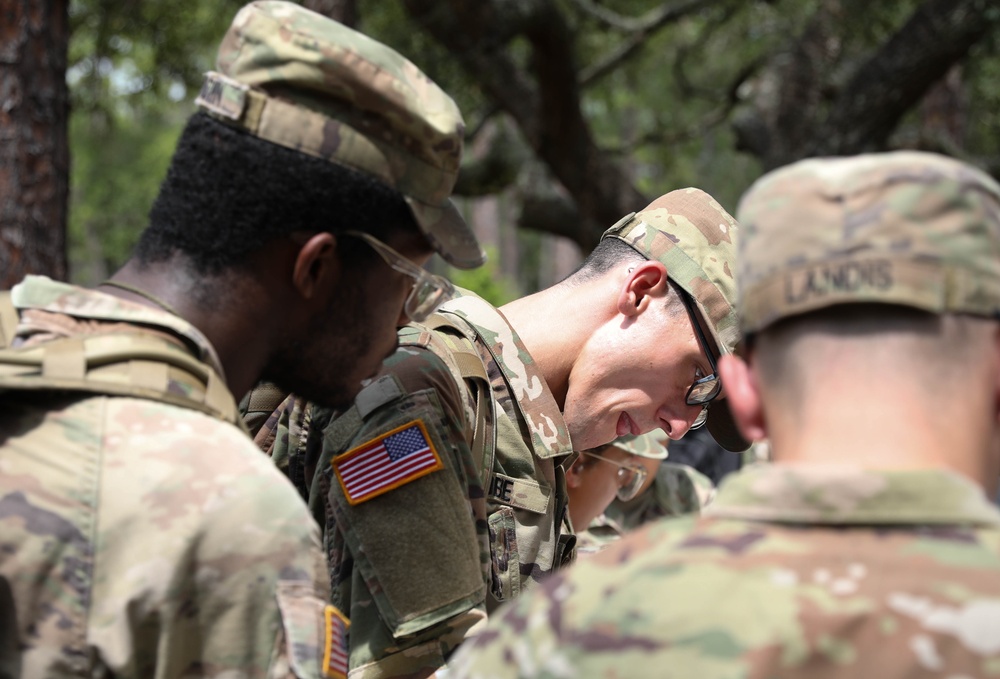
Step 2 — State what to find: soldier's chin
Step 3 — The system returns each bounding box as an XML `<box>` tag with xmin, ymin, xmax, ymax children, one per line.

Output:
<box><xmin>271</xmin><ymin>378</ymin><xmax>358</xmax><ymax>413</ymax></box>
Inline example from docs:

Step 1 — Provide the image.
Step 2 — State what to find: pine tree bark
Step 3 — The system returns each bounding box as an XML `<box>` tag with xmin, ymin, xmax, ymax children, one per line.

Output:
<box><xmin>0</xmin><ymin>0</ymin><xmax>69</xmax><ymax>288</ymax></box>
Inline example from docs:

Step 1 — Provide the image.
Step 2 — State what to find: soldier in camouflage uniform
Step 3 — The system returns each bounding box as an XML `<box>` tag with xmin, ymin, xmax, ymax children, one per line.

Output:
<box><xmin>256</xmin><ymin>188</ymin><xmax>749</xmax><ymax>676</ymax></box>
<box><xmin>576</xmin><ymin>432</ymin><xmax>715</xmax><ymax>554</ymax></box>
<box><xmin>448</xmin><ymin>151</ymin><xmax>1000</xmax><ymax>678</ymax></box>
<box><xmin>0</xmin><ymin>2</ymin><xmax>483</xmax><ymax>676</ymax></box>
<box><xmin>567</xmin><ymin>433</ymin><xmax>672</xmax><ymax>537</ymax></box>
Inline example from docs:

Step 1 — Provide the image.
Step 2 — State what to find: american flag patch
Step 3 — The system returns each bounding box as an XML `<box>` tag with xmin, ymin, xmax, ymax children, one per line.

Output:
<box><xmin>333</xmin><ymin>420</ymin><xmax>444</xmax><ymax>505</ymax></box>
<box><xmin>322</xmin><ymin>605</ymin><xmax>349</xmax><ymax>679</ymax></box>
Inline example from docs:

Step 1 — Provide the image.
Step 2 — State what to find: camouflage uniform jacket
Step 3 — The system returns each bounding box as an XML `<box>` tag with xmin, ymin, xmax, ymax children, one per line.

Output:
<box><xmin>576</xmin><ymin>461</ymin><xmax>715</xmax><ymax>554</ymax></box>
<box><xmin>0</xmin><ymin>276</ymin><xmax>341</xmax><ymax>679</ymax></box>
<box><xmin>288</xmin><ymin>289</ymin><xmax>576</xmax><ymax>678</ymax></box>
<box><xmin>448</xmin><ymin>464</ymin><xmax>1000</xmax><ymax>678</ymax></box>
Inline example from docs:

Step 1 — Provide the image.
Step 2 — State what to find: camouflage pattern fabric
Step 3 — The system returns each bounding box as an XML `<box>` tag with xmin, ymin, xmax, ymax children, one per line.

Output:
<box><xmin>735</xmin><ymin>151</ymin><xmax>1000</xmax><ymax>333</ymax></box>
<box><xmin>609</xmin><ymin>432</ymin><xmax>668</xmax><ymax>460</ymax></box>
<box><xmin>195</xmin><ymin>0</ymin><xmax>484</xmax><ymax>269</ymax></box>
<box><xmin>240</xmin><ymin>380</ymin><xmax>290</xmax><ymax>442</ymax></box>
<box><xmin>576</xmin><ymin>461</ymin><xmax>715</xmax><ymax>554</ymax></box>
<box><xmin>0</xmin><ymin>276</ymin><xmax>338</xmax><ymax>678</ymax></box>
<box><xmin>272</xmin><ymin>288</ymin><xmax>574</xmax><ymax>678</ymax></box>
<box><xmin>448</xmin><ymin>464</ymin><xmax>1000</xmax><ymax>678</ymax></box>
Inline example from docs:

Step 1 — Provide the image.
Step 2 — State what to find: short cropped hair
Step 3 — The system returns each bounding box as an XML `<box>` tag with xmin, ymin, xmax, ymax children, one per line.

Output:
<box><xmin>563</xmin><ymin>237</ymin><xmax>688</xmax><ymax>322</ymax></box>
<box><xmin>566</xmin><ymin>237</ymin><xmax>646</xmax><ymax>285</ymax></box>
<box><xmin>136</xmin><ymin>112</ymin><xmax>419</xmax><ymax>274</ymax></box>
<box><xmin>753</xmin><ymin>304</ymin><xmax>996</xmax><ymax>408</ymax></box>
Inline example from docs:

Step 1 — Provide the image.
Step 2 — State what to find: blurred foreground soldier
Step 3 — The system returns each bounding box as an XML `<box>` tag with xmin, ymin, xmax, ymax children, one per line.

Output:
<box><xmin>576</xmin><ymin>433</ymin><xmax>714</xmax><ymax>554</ymax></box>
<box><xmin>0</xmin><ymin>1</ymin><xmax>481</xmax><ymax>676</ymax></box>
<box><xmin>257</xmin><ymin>189</ymin><xmax>749</xmax><ymax>676</ymax></box>
<box><xmin>449</xmin><ymin>151</ymin><xmax>1000</xmax><ymax>677</ymax></box>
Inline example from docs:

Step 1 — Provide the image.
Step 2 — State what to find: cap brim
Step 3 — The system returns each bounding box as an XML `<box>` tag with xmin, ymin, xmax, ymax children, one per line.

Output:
<box><xmin>707</xmin><ymin>398</ymin><xmax>750</xmax><ymax>452</ymax></box>
<box><xmin>404</xmin><ymin>196</ymin><xmax>486</xmax><ymax>270</ymax></box>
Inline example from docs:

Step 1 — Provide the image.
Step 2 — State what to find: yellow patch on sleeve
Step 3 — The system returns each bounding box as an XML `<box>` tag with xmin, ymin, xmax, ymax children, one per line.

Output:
<box><xmin>322</xmin><ymin>604</ymin><xmax>350</xmax><ymax>679</ymax></box>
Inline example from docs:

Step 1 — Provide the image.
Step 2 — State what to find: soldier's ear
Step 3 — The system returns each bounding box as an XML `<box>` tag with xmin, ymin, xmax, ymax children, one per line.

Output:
<box><xmin>291</xmin><ymin>232</ymin><xmax>338</xmax><ymax>300</ymax></box>
<box><xmin>617</xmin><ymin>260</ymin><xmax>668</xmax><ymax>317</ymax></box>
<box><xmin>718</xmin><ymin>354</ymin><xmax>767</xmax><ymax>442</ymax></box>
<box><xmin>565</xmin><ymin>458</ymin><xmax>586</xmax><ymax>488</ymax></box>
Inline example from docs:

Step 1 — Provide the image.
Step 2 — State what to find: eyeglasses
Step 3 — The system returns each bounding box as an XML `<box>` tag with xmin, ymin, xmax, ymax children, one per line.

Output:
<box><xmin>342</xmin><ymin>230</ymin><xmax>455</xmax><ymax>323</ymax></box>
<box><xmin>580</xmin><ymin>450</ymin><xmax>648</xmax><ymax>502</ymax></box>
<box><xmin>677</xmin><ymin>291</ymin><xmax>722</xmax><ymax>430</ymax></box>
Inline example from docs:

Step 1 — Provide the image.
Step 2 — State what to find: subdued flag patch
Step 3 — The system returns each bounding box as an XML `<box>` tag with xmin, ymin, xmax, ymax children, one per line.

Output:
<box><xmin>333</xmin><ymin>419</ymin><xmax>443</xmax><ymax>505</ymax></box>
<box><xmin>322</xmin><ymin>604</ymin><xmax>349</xmax><ymax>679</ymax></box>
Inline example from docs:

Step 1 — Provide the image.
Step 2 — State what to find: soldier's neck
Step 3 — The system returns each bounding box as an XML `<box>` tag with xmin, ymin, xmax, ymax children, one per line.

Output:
<box><xmin>500</xmin><ymin>279</ymin><xmax>612</xmax><ymax>408</ymax></box>
<box><xmin>103</xmin><ymin>257</ymin><xmax>274</xmax><ymax>400</ymax></box>
<box><xmin>766</xmin><ymin>391</ymin><xmax>1000</xmax><ymax>497</ymax></box>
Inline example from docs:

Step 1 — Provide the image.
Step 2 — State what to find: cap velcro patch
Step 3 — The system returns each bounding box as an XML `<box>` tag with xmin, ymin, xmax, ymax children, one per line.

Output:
<box><xmin>333</xmin><ymin>419</ymin><xmax>443</xmax><ymax>505</ymax></box>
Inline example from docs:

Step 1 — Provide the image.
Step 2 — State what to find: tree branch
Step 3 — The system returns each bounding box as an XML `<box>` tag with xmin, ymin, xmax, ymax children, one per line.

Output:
<box><xmin>405</xmin><ymin>0</ymin><xmax>647</xmax><ymax>249</ymax></box>
<box><xmin>605</xmin><ymin>53</ymin><xmax>764</xmax><ymax>154</ymax></box>
<box><xmin>672</xmin><ymin>4</ymin><xmax>736</xmax><ymax>99</ymax></box>
<box><xmin>571</xmin><ymin>0</ymin><xmax>717</xmax><ymax>33</ymax></box>
<box><xmin>517</xmin><ymin>192</ymin><xmax>586</xmax><ymax>242</ymax></box>
<box><xmin>814</xmin><ymin>0</ymin><xmax>1000</xmax><ymax>155</ymax></box>
<box><xmin>455</xmin><ymin>120</ymin><xmax>528</xmax><ymax>197</ymax></box>
<box><xmin>578</xmin><ymin>0</ymin><xmax>721</xmax><ymax>87</ymax></box>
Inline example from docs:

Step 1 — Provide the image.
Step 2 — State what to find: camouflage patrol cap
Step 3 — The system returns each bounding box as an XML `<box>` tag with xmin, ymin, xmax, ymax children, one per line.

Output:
<box><xmin>610</xmin><ymin>432</ymin><xmax>668</xmax><ymax>460</ymax></box>
<box><xmin>194</xmin><ymin>0</ymin><xmax>485</xmax><ymax>269</ymax></box>
<box><xmin>602</xmin><ymin>188</ymin><xmax>748</xmax><ymax>453</ymax></box>
<box><xmin>736</xmin><ymin>151</ymin><xmax>1000</xmax><ymax>333</ymax></box>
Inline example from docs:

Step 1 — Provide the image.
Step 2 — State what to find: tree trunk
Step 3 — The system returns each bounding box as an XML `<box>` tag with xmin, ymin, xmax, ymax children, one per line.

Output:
<box><xmin>0</xmin><ymin>0</ymin><xmax>69</xmax><ymax>288</ymax></box>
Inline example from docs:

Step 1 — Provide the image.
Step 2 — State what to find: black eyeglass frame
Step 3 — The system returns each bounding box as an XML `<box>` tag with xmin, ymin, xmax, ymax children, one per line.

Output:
<box><xmin>677</xmin><ymin>290</ymin><xmax>723</xmax><ymax>429</ymax></box>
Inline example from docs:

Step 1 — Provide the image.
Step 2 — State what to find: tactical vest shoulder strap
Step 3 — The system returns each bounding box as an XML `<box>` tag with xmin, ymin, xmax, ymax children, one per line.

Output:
<box><xmin>0</xmin><ymin>331</ymin><xmax>239</xmax><ymax>424</ymax></box>
<box><xmin>418</xmin><ymin>312</ymin><xmax>496</xmax><ymax>490</ymax></box>
<box><xmin>0</xmin><ymin>291</ymin><xmax>18</xmax><ymax>350</ymax></box>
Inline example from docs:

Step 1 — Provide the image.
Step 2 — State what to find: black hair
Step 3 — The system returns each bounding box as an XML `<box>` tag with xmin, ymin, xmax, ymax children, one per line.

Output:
<box><xmin>136</xmin><ymin>112</ymin><xmax>419</xmax><ymax>274</ymax></box>
<box><xmin>562</xmin><ymin>235</ymin><xmax>687</xmax><ymax>320</ymax></box>
<box><xmin>563</xmin><ymin>237</ymin><xmax>646</xmax><ymax>285</ymax></box>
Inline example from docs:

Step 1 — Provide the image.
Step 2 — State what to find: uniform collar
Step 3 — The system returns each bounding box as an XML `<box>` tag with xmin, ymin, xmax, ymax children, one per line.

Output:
<box><xmin>705</xmin><ymin>463</ymin><xmax>1000</xmax><ymax>527</ymax></box>
<box><xmin>441</xmin><ymin>290</ymin><xmax>574</xmax><ymax>458</ymax></box>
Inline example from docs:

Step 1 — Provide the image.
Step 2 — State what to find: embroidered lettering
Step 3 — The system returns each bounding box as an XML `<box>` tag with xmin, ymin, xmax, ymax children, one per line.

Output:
<box><xmin>490</xmin><ymin>476</ymin><xmax>514</xmax><ymax>503</ymax></box>
<box><xmin>785</xmin><ymin>259</ymin><xmax>894</xmax><ymax>304</ymax></box>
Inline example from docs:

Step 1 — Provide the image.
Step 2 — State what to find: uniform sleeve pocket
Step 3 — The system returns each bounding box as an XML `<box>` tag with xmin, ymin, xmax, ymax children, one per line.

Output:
<box><xmin>328</xmin><ymin>394</ymin><xmax>486</xmax><ymax>640</ymax></box>
<box><xmin>488</xmin><ymin>506</ymin><xmax>520</xmax><ymax>603</ymax></box>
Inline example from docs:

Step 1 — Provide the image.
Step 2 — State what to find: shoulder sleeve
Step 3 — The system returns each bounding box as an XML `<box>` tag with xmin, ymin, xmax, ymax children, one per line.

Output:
<box><xmin>319</xmin><ymin>343</ymin><xmax>490</xmax><ymax>676</ymax></box>
<box><xmin>89</xmin><ymin>400</ymin><xmax>339</xmax><ymax>679</ymax></box>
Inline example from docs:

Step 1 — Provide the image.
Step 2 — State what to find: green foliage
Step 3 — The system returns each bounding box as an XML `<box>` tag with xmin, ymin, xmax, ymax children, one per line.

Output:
<box><xmin>66</xmin><ymin>0</ymin><xmax>241</xmax><ymax>283</ymax></box>
<box><xmin>64</xmin><ymin>0</ymin><xmax>1000</xmax><ymax>288</ymax></box>
<box><xmin>69</xmin><ymin>0</ymin><xmax>242</xmax><ymax>114</ymax></box>
<box><xmin>67</xmin><ymin>105</ymin><xmax>187</xmax><ymax>285</ymax></box>
<box><xmin>446</xmin><ymin>247</ymin><xmax>519</xmax><ymax>307</ymax></box>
